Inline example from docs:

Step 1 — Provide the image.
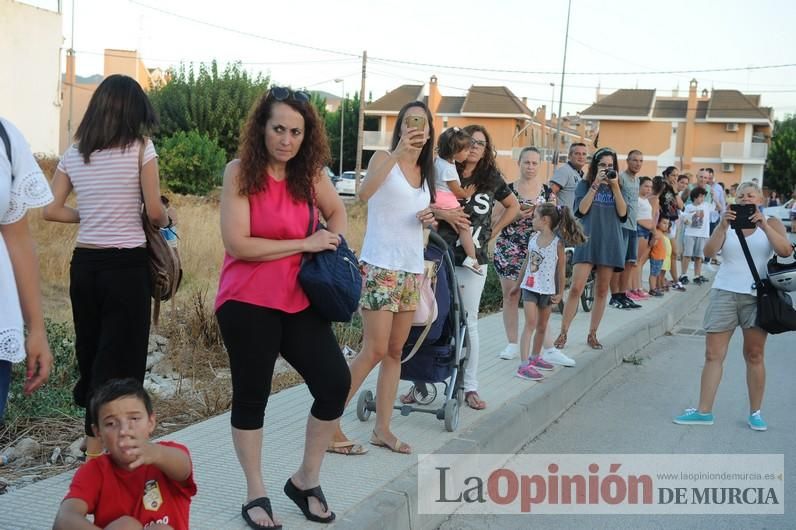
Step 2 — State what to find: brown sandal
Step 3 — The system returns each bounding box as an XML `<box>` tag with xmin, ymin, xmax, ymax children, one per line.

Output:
<box><xmin>465</xmin><ymin>391</ymin><xmax>487</xmax><ymax>410</ymax></box>
<box><xmin>587</xmin><ymin>329</ymin><xmax>603</xmax><ymax>350</ymax></box>
<box><xmin>554</xmin><ymin>330</ymin><xmax>568</xmax><ymax>349</ymax></box>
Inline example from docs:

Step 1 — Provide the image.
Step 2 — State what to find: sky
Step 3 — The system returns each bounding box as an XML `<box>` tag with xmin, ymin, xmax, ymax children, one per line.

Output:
<box><xmin>25</xmin><ymin>0</ymin><xmax>796</xmax><ymax>120</ymax></box>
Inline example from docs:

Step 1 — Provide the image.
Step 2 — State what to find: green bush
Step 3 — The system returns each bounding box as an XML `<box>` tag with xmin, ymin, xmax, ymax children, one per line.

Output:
<box><xmin>158</xmin><ymin>130</ymin><xmax>226</xmax><ymax>195</ymax></box>
<box><xmin>479</xmin><ymin>265</ymin><xmax>504</xmax><ymax>315</ymax></box>
<box><xmin>6</xmin><ymin>320</ymin><xmax>82</xmax><ymax>422</ymax></box>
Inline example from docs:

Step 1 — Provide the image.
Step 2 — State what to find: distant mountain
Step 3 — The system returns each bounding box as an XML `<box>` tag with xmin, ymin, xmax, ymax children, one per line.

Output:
<box><xmin>61</xmin><ymin>73</ymin><xmax>104</xmax><ymax>85</ymax></box>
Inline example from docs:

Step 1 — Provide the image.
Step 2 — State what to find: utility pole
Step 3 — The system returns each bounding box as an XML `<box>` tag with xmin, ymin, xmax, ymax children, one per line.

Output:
<box><xmin>67</xmin><ymin>0</ymin><xmax>76</xmax><ymax>144</ymax></box>
<box><xmin>334</xmin><ymin>78</ymin><xmax>345</xmax><ymax>176</ymax></box>
<box><xmin>354</xmin><ymin>50</ymin><xmax>367</xmax><ymax>196</ymax></box>
<box><xmin>552</xmin><ymin>0</ymin><xmax>572</xmax><ymax>170</ymax></box>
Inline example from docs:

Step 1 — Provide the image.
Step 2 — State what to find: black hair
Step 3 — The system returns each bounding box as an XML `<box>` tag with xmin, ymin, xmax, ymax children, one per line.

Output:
<box><xmin>90</xmin><ymin>378</ymin><xmax>153</xmax><ymax>426</ymax></box>
<box><xmin>677</xmin><ymin>174</ymin><xmax>690</xmax><ymax>182</ymax></box>
<box><xmin>639</xmin><ymin>176</ymin><xmax>652</xmax><ymax>187</ymax></box>
<box><xmin>652</xmin><ymin>175</ymin><xmax>666</xmax><ymax>195</ymax></box>
<box><xmin>690</xmin><ymin>186</ymin><xmax>707</xmax><ymax>201</ymax></box>
<box><xmin>392</xmin><ymin>101</ymin><xmax>436</xmax><ymax>202</ymax></box>
<box><xmin>437</xmin><ymin>127</ymin><xmax>471</xmax><ymax>161</ymax></box>
<box><xmin>662</xmin><ymin>166</ymin><xmax>678</xmax><ymax>179</ymax></box>
<box><xmin>75</xmin><ymin>74</ymin><xmax>158</xmax><ymax>164</ymax></box>
<box><xmin>586</xmin><ymin>147</ymin><xmax>619</xmax><ymax>183</ymax></box>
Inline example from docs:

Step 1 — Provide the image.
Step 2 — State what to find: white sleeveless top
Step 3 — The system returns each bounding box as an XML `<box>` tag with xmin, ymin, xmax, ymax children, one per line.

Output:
<box><xmin>1</xmin><ymin>118</ymin><xmax>54</xmax><ymax>363</ymax></box>
<box><xmin>637</xmin><ymin>196</ymin><xmax>652</xmax><ymax>222</ymax></box>
<box><xmin>520</xmin><ymin>233</ymin><xmax>560</xmax><ymax>295</ymax></box>
<box><xmin>712</xmin><ymin>226</ymin><xmax>773</xmax><ymax>295</ymax></box>
<box><xmin>359</xmin><ymin>163</ymin><xmax>430</xmax><ymax>274</ymax></box>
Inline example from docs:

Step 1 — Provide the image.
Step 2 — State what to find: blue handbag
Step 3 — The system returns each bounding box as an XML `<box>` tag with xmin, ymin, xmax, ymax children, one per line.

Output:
<box><xmin>298</xmin><ymin>202</ymin><xmax>362</xmax><ymax>322</ymax></box>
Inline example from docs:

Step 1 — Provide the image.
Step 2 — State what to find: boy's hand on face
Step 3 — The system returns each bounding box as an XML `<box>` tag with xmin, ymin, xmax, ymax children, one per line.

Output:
<box><xmin>121</xmin><ymin>437</ymin><xmax>159</xmax><ymax>471</ymax></box>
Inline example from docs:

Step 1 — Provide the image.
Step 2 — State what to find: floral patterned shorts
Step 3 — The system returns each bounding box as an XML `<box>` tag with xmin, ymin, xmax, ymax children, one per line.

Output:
<box><xmin>359</xmin><ymin>263</ymin><xmax>420</xmax><ymax>312</ymax></box>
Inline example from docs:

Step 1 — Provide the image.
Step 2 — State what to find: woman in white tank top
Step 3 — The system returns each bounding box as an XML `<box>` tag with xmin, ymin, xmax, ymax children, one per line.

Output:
<box><xmin>674</xmin><ymin>182</ymin><xmax>792</xmax><ymax>431</ymax></box>
<box><xmin>329</xmin><ymin>102</ymin><xmax>436</xmax><ymax>455</ymax></box>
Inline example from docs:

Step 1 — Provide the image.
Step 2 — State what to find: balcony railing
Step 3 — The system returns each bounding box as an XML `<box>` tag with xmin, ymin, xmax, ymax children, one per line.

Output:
<box><xmin>363</xmin><ymin>131</ymin><xmax>390</xmax><ymax>150</ymax></box>
<box><xmin>720</xmin><ymin>142</ymin><xmax>768</xmax><ymax>162</ymax></box>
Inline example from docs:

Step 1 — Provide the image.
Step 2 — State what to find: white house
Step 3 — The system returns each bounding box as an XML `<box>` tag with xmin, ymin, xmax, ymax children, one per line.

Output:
<box><xmin>0</xmin><ymin>0</ymin><xmax>63</xmax><ymax>154</ymax></box>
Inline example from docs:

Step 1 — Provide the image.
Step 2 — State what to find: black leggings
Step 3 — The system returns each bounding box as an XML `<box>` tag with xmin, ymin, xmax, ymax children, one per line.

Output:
<box><xmin>70</xmin><ymin>247</ymin><xmax>151</xmax><ymax>435</ymax></box>
<box><xmin>216</xmin><ymin>300</ymin><xmax>350</xmax><ymax>429</ymax></box>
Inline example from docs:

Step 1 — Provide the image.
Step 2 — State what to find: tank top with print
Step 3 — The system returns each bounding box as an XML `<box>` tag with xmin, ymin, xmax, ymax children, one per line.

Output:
<box><xmin>520</xmin><ymin>233</ymin><xmax>559</xmax><ymax>295</ymax></box>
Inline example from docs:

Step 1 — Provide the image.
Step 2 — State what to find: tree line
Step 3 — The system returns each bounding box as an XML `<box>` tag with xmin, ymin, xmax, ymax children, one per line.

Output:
<box><xmin>148</xmin><ymin>60</ymin><xmax>368</xmax><ymax>196</ymax></box>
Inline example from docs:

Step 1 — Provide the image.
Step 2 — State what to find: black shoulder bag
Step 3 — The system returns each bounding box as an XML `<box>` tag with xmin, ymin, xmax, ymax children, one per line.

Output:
<box><xmin>735</xmin><ymin>228</ymin><xmax>796</xmax><ymax>334</ymax></box>
<box><xmin>298</xmin><ymin>202</ymin><xmax>362</xmax><ymax>322</ymax></box>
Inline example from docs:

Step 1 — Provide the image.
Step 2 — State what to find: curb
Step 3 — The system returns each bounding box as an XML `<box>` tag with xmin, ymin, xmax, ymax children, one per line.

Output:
<box><xmin>335</xmin><ymin>283</ymin><xmax>712</xmax><ymax>530</ymax></box>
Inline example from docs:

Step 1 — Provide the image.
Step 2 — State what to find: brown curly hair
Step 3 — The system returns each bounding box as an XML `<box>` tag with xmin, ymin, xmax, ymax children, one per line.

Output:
<box><xmin>237</xmin><ymin>88</ymin><xmax>330</xmax><ymax>202</ymax></box>
<box><xmin>458</xmin><ymin>124</ymin><xmax>503</xmax><ymax>192</ymax></box>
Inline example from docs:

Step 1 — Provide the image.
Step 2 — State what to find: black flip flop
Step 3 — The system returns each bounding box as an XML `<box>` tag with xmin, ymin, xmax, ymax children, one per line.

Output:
<box><xmin>241</xmin><ymin>497</ymin><xmax>282</xmax><ymax>530</ymax></box>
<box><xmin>283</xmin><ymin>478</ymin><xmax>336</xmax><ymax>523</ymax></box>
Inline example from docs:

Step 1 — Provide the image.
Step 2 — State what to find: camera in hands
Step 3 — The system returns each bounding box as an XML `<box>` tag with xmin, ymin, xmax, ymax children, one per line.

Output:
<box><xmin>604</xmin><ymin>169</ymin><xmax>617</xmax><ymax>179</ymax></box>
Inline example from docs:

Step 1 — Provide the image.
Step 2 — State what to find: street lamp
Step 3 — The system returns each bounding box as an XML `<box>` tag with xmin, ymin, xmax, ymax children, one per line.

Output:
<box><xmin>334</xmin><ymin>78</ymin><xmax>345</xmax><ymax>177</ymax></box>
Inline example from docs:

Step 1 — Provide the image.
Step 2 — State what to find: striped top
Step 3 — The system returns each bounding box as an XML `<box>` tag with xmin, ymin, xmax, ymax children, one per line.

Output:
<box><xmin>57</xmin><ymin>139</ymin><xmax>156</xmax><ymax>248</ymax></box>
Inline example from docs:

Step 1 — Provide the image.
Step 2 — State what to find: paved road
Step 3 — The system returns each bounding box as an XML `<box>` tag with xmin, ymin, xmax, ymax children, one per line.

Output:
<box><xmin>439</xmin><ymin>294</ymin><xmax>795</xmax><ymax>529</ymax></box>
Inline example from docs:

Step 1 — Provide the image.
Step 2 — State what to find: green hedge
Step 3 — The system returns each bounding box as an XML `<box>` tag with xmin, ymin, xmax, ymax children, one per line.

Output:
<box><xmin>7</xmin><ymin>320</ymin><xmax>81</xmax><ymax>422</ymax></box>
<box><xmin>158</xmin><ymin>130</ymin><xmax>226</xmax><ymax>196</ymax></box>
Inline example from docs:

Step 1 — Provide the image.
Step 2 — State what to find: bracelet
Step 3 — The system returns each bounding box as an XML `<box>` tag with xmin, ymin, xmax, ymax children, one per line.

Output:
<box><xmin>590</xmin><ymin>184</ymin><xmax>599</xmax><ymax>192</ymax></box>
<box><xmin>164</xmin><ymin>216</ymin><xmax>174</xmax><ymax>229</ymax></box>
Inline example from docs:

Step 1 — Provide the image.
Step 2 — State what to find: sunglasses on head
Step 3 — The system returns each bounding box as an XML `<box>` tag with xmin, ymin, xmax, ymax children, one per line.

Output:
<box><xmin>269</xmin><ymin>86</ymin><xmax>311</xmax><ymax>103</ymax></box>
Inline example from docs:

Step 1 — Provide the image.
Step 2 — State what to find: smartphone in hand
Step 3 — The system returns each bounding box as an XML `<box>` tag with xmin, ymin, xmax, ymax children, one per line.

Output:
<box><xmin>730</xmin><ymin>203</ymin><xmax>757</xmax><ymax>229</ymax></box>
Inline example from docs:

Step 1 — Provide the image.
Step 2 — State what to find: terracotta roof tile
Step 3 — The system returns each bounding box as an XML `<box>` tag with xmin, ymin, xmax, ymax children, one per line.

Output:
<box><xmin>461</xmin><ymin>86</ymin><xmax>532</xmax><ymax>116</ymax></box>
<box><xmin>436</xmin><ymin>96</ymin><xmax>465</xmax><ymax>114</ymax></box>
<box><xmin>580</xmin><ymin>89</ymin><xmax>655</xmax><ymax>117</ymax></box>
<box><xmin>366</xmin><ymin>84</ymin><xmax>423</xmax><ymax>112</ymax></box>
<box><xmin>652</xmin><ymin>99</ymin><xmax>688</xmax><ymax>119</ymax></box>
<box><xmin>707</xmin><ymin>90</ymin><xmax>770</xmax><ymax>121</ymax></box>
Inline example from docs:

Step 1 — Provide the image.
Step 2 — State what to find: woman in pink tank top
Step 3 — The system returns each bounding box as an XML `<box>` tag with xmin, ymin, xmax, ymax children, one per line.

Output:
<box><xmin>215</xmin><ymin>87</ymin><xmax>348</xmax><ymax>528</ymax></box>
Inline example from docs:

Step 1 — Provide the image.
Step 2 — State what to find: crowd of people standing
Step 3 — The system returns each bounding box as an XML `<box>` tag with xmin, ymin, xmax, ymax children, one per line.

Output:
<box><xmin>1</xmin><ymin>73</ymin><xmax>793</xmax><ymax>529</ymax></box>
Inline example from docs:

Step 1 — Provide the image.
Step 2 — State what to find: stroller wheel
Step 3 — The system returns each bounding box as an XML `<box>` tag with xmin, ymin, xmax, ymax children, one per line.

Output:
<box><xmin>443</xmin><ymin>399</ymin><xmax>460</xmax><ymax>432</ymax></box>
<box><xmin>356</xmin><ymin>390</ymin><xmax>373</xmax><ymax>421</ymax></box>
<box><xmin>413</xmin><ymin>383</ymin><xmax>437</xmax><ymax>406</ymax></box>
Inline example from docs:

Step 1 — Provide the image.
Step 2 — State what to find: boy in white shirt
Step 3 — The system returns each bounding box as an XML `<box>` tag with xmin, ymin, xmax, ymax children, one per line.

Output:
<box><xmin>681</xmin><ymin>186</ymin><xmax>711</xmax><ymax>284</ymax></box>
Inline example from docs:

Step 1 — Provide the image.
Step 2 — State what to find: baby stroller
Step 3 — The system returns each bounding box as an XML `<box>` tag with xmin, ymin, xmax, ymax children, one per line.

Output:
<box><xmin>356</xmin><ymin>231</ymin><xmax>469</xmax><ymax>432</ymax></box>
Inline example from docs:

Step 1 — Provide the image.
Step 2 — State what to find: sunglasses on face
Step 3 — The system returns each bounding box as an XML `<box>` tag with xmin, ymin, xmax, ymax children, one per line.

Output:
<box><xmin>471</xmin><ymin>139</ymin><xmax>487</xmax><ymax>148</ymax></box>
<box><xmin>269</xmin><ymin>86</ymin><xmax>311</xmax><ymax>103</ymax></box>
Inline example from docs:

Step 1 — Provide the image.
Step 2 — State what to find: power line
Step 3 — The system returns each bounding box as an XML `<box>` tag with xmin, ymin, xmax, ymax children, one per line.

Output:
<box><xmin>129</xmin><ymin>1</ymin><xmax>359</xmax><ymax>58</ymax></box>
<box><xmin>128</xmin><ymin>1</ymin><xmax>796</xmax><ymax>78</ymax></box>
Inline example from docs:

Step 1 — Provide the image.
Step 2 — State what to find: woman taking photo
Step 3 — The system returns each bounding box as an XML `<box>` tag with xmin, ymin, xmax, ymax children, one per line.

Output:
<box><xmin>674</xmin><ymin>182</ymin><xmax>791</xmax><ymax>431</ymax></box>
<box><xmin>215</xmin><ymin>87</ymin><xmax>349</xmax><ymax>527</ymax></box>
<box><xmin>492</xmin><ymin>147</ymin><xmax>573</xmax><ymax>366</ymax></box>
<box><xmin>44</xmin><ymin>75</ymin><xmax>169</xmax><ymax>458</ymax></box>
<box><xmin>554</xmin><ymin>147</ymin><xmax>627</xmax><ymax>350</ymax></box>
<box><xmin>330</xmin><ymin>101</ymin><xmax>436</xmax><ymax>456</ymax></box>
<box><xmin>436</xmin><ymin>124</ymin><xmax>519</xmax><ymax>410</ymax></box>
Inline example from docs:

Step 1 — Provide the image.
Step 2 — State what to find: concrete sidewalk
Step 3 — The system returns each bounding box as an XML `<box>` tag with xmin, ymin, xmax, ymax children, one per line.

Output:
<box><xmin>0</xmin><ymin>273</ymin><xmax>712</xmax><ymax>530</ymax></box>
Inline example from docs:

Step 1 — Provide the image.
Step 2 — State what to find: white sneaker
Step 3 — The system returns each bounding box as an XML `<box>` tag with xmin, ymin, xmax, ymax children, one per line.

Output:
<box><xmin>498</xmin><ymin>343</ymin><xmax>519</xmax><ymax>360</ymax></box>
<box><xmin>542</xmin><ymin>347</ymin><xmax>575</xmax><ymax>367</ymax></box>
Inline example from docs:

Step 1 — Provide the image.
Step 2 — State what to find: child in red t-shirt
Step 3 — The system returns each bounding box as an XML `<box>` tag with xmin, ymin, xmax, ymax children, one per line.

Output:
<box><xmin>54</xmin><ymin>379</ymin><xmax>196</xmax><ymax>530</ymax></box>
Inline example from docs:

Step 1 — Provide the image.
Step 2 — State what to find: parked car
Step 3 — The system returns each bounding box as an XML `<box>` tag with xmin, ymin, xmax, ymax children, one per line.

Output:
<box><xmin>762</xmin><ymin>198</ymin><xmax>794</xmax><ymax>233</ymax></box>
<box><xmin>335</xmin><ymin>170</ymin><xmax>364</xmax><ymax>196</ymax></box>
<box><xmin>323</xmin><ymin>166</ymin><xmax>339</xmax><ymax>184</ymax></box>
